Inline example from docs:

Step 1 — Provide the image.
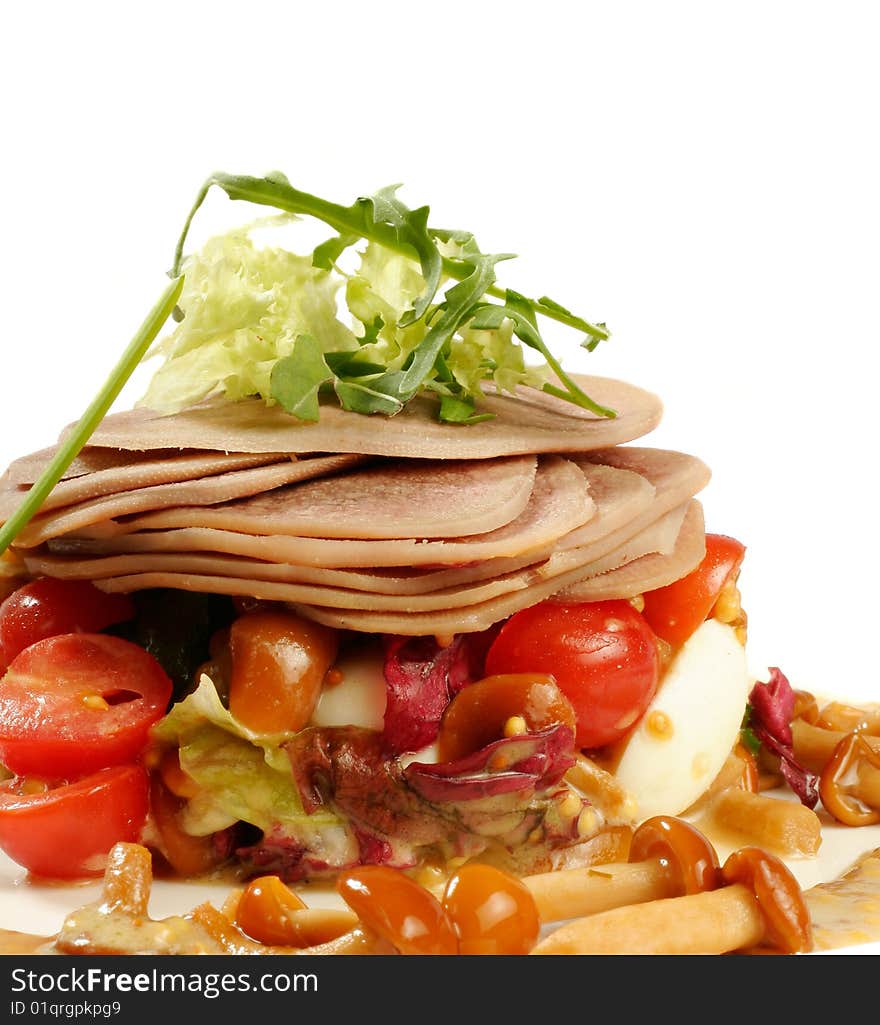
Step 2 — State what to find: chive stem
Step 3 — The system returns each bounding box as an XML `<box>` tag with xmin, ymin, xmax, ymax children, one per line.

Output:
<box><xmin>0</xmin><ymin>276</ymin><xmax>184</xmax><ymax>556</ymax></box>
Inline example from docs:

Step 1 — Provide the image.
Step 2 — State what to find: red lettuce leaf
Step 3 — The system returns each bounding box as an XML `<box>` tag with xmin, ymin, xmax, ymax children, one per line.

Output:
<box><xmin>381</xmin><ymin>631</ymin><xmax>495</xmax><ymax>754</ymax></box>
<box><xmin>285</xmin><ymin>726</ymin><xmax>450</xmax><ymax>844</ymax></box>
<box><xmin>404</xmin><ymin>724</ymin><xmax>576</xmax><ymax>803</ymax></box>
<box><xmin>749</xmin><ymin>667</ymin><xmax>818</xmax><ymax>809</ymax></box>
<box><xmin>283</xmin><ymin>722</ymin><xmax>578</xmax><ymax>868</ymax></box>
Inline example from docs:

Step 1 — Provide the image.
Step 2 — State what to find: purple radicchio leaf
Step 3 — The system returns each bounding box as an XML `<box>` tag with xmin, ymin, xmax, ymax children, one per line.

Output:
<box><xmin>749</xmin><ymin>667</ymin><xmax>819</xmax><ymax>808</ymax></box>
<box><xmin>381</xmin><ymin>632</ymin><xmax>490</xmax><ymax>754</ymax></box>
<box><xmin>282</xmin><ymin>724</ymin><xmax>581</xmax><ymax>873</ymax></box>
<box><xmin>405</xmin><ymin>723</ymin><xmax>576</xmax><ymax>803</ymax></box>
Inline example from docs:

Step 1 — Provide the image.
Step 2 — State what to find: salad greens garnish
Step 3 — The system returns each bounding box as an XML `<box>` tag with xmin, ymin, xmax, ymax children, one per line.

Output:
<box><xmin>160</xmin><ymin>171</ymin><xmax>613</xmax><ymax>423</ymax></box>
<box><xmin>0</xmin><ymin>171</ymin><xmax>612</xmax><ymax>556</ymax></box>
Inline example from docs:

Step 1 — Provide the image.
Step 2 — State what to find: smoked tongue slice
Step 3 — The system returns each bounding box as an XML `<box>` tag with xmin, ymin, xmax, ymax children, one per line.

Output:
<box><xmin>93</xmin><ymin>456</ymin><xmax>539</xmax><ymax>541</ymax></box>
<box><xmin>0</xmin><ymin>451</ymin><xmax>289</xmax><ymax>518</ymax></box>
<box><xmin>38</xmin><ymin>456</ymin><xmax>594</xmax><ymax>569</ymax></box>
<box><xmin>75</xmin><ymin>374</ymin><xmax>662</xmax><ymax>460</ymax></box>
<box><xmin>24</xmin><ymin>447</ymin><xmax>710</xmax><ymax>634</ymax></box>
<box><xmin>8</xmin><ymin>455</ymin><xmax>367</xmax><ymax>548</ymax></box>
<box><xmin>61</xmin><ymin>500</ymin><xmax>691</xmax><ymax>616</ymax></box>
<box><xmin>3</xmin><ymin>375</ymin><xmax>721</xmax><ymax>638</ymax></box>
<box><xmin>268</xmin><ymin>502</ymin><xmax>705</xmax><ymax>634</ymax></box>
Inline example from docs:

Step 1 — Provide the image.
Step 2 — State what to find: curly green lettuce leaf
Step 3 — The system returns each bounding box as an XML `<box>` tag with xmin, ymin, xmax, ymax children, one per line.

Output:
<box><xmin>141</xmin><ymin>223</ymin><xmax>356</xmax><ymax>412</ymax></box>
<box><xmin>176</xmin><ymin>726</ymin><xmax>344</xmax><ymax>836</ymax></box>
<box><xmin>151</xmin><ymin>672</ymin><xmax>292</xmax><ymax>759</ymax></box>
<box><xmin>344</xmin><ymin>242</ymin><xmax>428</xmax><ymax>371</ymax></box>
<box><xmin>151</xmin><ymin>673</ymin><xmax>343</xmax><ymax>838</ymax></box>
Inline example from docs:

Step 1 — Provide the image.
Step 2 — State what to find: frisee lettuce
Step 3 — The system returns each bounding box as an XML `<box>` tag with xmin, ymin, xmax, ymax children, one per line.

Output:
<box><xmin>141</xmin><ymin>222</ymin><xmax>355</xmax><ymax>414</ymax></box>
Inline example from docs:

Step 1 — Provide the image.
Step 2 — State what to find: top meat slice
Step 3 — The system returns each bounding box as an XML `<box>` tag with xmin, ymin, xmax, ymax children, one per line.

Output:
<box><xmin>76</xmin><ymin>375</ymin><xmax>662</xmax><ymax>459</ymax></box>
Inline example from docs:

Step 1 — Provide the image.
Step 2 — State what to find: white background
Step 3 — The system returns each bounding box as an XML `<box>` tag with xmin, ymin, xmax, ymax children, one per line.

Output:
<box><xmin>1</xmin><ymin>0</ymin><xmax>878</xmax><ymax>700</ymax></box>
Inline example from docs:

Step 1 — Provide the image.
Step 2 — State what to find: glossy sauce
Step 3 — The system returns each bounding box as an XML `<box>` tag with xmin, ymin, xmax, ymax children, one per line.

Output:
<box><xmin>805</xmin><ymin>847</ymin><xmax>880</xmax><ymax>950</ymax></box>
<box><xmin>0</xmin><ymin>929</ymin><xmax>53</xmax><ymax>954</ymax></box>
<box><xmin>6</xmin><ymin>848</ymin><xmax>880</xmax><ymax>954</ymax></box>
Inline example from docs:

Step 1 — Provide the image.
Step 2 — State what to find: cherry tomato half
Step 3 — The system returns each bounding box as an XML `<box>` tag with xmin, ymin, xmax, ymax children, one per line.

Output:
<box><xmin>640</xmin><ymin>533</ymin><xmax>746</xmax><ymax>648</ymax></box>
<box><xmin>0</xmin><ymin>577</ymin><xmax>134</xmax><ymax>673</ymax></box>
<box><xmin>0</xmin><ymin>764</ymin><xmax>149</xmax><ymax>879</ymax></box>
<box><xmin>0</xmin><ymin>633</ymin><xmax>172</xmax><ymax>778</ymax></box>
<box><xmin>485</xmin><ymin>600</ymin><xmax>660</xmax><ymax>750</ymax></box>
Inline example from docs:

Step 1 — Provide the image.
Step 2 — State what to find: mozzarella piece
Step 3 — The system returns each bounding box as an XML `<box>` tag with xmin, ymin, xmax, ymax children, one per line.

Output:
<box><xmin>311</xmin><ymin>641</ymin><xmax>387</xmax><ymax>730</ymax></box>
<box><xmin>613</xmin><ymin>619</ymin><xmax>749</xmax><ymax>821</ymax></box>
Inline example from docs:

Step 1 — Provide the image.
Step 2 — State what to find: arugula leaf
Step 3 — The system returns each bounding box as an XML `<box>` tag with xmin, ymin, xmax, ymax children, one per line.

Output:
<box><xmin>323</xmin><ymin>352</ymin><xmax>386</xmax><ymax>377</ymax></box>
<box><xmin>439</xmin><ymin>394</ymin><xmax>495</xmax><ymax>425</ymax></box>
<box><xmin>269</xmin><ymin>334</ymin><xmax>333</xmax><ymax>421</ymax></box>
<box><xmin>334</xmin><ymin>377</ymin><xmax>403</xmax><ymax>416</ymax></box>
<box><xmin>397</xmin><ymin>250</ymin><xmax>512</xmax><ymax>401</ymax></box>
<box><xmin>312</xmin><ymin>231</ymin><xmax>359</xmax><ymax>270</ymax></box>
<box><xmin>469</xmin><ymin>292</ymin><xmax>617</xmax><ymax>417</ymax></box>
<box><xmin>535</xmin><ymin>296</ymin><xmax>610</xmax><ymax>347</ymax></box>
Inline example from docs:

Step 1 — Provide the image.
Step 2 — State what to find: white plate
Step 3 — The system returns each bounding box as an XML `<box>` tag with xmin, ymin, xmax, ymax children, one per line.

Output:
<box><xmin>2</xmin><ymin>812</ymin><xmax>880</xmax><ymax>955</ymax></box>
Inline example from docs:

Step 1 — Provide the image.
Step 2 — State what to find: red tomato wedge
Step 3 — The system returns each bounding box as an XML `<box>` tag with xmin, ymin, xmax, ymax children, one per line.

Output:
<box><xmin>0</xmin><ymin>577</ymin><xmax>134</xmax><ymax>673</ymax></box>
<box><xmin>485</xmin><ymin>600</ymin><xmax>660</xmax><ymax>749</ymax></box>
<box><xmin>0</xmin><ymin>633</ymin><xmax>172</xmax><ymax>778</ymax></box>
<box><xmin>640</xmin><ymin>533</ymin><xmax>746</xmax><ymax>648</ymax></box>
<box><xmin>0</xmin><ymin>764</ymin><xmax>149</xmax><ymax>878</ymax></box>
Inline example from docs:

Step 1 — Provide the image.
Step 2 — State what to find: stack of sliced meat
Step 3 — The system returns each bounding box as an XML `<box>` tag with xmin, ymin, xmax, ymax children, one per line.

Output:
<box><xmin>0</xmin><ymin>375</ymin><xmax>711</xmax><ymax>634</ymax></box>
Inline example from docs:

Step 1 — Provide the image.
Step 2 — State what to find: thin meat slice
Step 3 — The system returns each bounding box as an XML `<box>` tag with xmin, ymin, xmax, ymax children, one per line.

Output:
<box><xmin>38</xmin><ymin>540</ymin><xmax>551</xmax><ymax>593</ymax></box>
<box><xmin>295</xmin><ymin>451</ymin><xmax>688</xmax><ymax>592</ymax></box>
<box><xmin>34</xmin><ymin>461</ymin><xmax>654</xmax><ymax>594</ymax></box>
<box><xmin>49</xmin><ymin>461</ymin><xmax>652</xmax><ymax>594</ymax></box>
<box><xmin>3</xmin><ymin>446</ymin><xmax>183</xmax><ymax>485</ymax></box>
<box><xmin>559</xmin><ymin>448</ymin><xmax>709</xmax><ymax>551</ymax></box>
<box><xmin>277</xmin><ymin>501</ymin><xmax>706</xmax><ymax>634</ymax></box>
<box><xmin>0</xmin><ymin>451</ymin><xmax>291</xmax><ymax>520</ymax></box>
<box><xmin>77</xmin><ymin>375</ymin><xmax>662</xmax><ymax>459</ymax></box>
<box><xmin>41</xmin><ymin>456</ymin><xmax>594</xmax><ymax>568</ymax></box>
<box><xmin>91</xmin><ymin>501</ymin><xmax>704</xmax><ymax>631</ymax></box>
<box><xmin>554</xmin><ymin>500</ymin><xmax>706</xmax><ymax>600</ymax></box>
<box><xmin>105</xmin><ymin>456</ymin><xmax>538</xmax><ymax>541</ymax></box>
<box><xmin>40</xmin><ymin>448</ymin><xmax>705</xmax><ymax>584</ymax></box>
<box><xmin>579</xmin><ymin>446</ymin><xmax>710</xmax><ymax>492</ymax></box>
<box><xmin>12</xmin><ymin>455</ymin><xmax>366</xmax><ymax>548</ymax></box>
<box><xmin>27</xmin><ymin>503</ymin><xmax>687</xmax><ymax>613</ymax></box>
